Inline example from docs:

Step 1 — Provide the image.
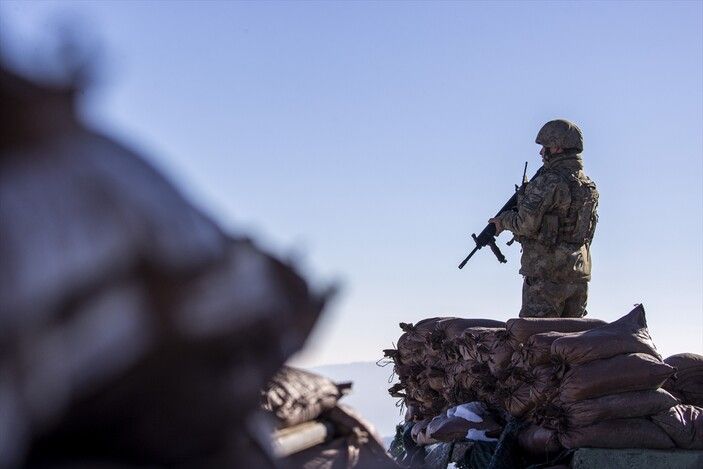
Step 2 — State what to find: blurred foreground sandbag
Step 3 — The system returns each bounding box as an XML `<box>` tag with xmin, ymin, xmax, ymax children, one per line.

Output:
<box><xmin>263</xmin><ymin>366</ymin><xmax>351</xmax><ymax>429</ymax></box>
<box><xmin>0</xmin><ymin>64</ymin><xmax>327</xmax><ymax>467</ymax></box>
<box><xmin>280</xmin><ymin>405</ymin><xmax>398</xmax><ymax>469</ymax></box>
<box><xmin>651</xmin><ymin>405</ymin><xmax>703</xmax><ymax>450</ymax></box>
<box><xmin>663</xmin><ymin>353</ymin><xmax>703</xmax><ymax>406</ymax></box>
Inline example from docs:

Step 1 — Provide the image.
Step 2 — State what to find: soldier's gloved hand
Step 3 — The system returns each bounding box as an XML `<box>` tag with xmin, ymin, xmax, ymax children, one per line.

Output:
<box><xmin>488</xmin><ymin>217</ymin><xmax>504</xmax><ymax>235</ymax></box>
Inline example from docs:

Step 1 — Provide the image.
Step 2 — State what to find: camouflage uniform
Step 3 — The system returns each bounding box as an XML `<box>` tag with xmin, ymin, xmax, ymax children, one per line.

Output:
<box><xmin>497</xmin><ymin>120</ymin><xmax>598</xmax><ymax>318</ymax></box>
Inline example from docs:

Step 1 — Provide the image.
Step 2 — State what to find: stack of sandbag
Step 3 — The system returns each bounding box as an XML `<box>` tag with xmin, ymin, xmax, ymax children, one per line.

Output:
<box><xmin>648</xmin><ymin>353</ymin><xmax>703</xmax><ymax>450</ymax></box>
<box><xmin>457</xmin><ymin>327</ymin><xmax>517</xmax><ymax>408</ymax></box>
<box><xmin>387</xmin><ymin>305</ymin><xmax>702</xmax><ymax>456</ymax></box>
<box><xmin>498</xmin><ymin>317</ymin><xmax>607</xmax><ymax>421</ymax></box>
<box><xmin>386</xmin><ymin>316</ymin><xmax>603</xmax><ymax>428</ymax></box>
<box><xmin>265</xmin><ymin>367</ymin><xmax>398</xmax><ymax>468</ymax></box>
<box><xmin>384</xmin><ymin>318</ymin><xmax>504</xmax><ymax>420</ymax></box>
<box><xmin>386</xmin><ymin>318</ymin><xmax>450</xmax><ymax>420</ymax></box>
<box><xmin>548</xmin><ymin>305</ymin><xmax>678</xmax><ymax>450</ymax></box>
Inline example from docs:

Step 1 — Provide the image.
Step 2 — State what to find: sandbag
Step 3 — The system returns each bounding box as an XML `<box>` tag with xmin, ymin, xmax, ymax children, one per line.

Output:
<box><xmin>427</xmin><ymin>402</ymin><xmax>504</xmax><ymax>443</ymax></box>
<box><xmin>514</xmin><ymin>332</ymin><xmax>574</xmax><ymax>368</ymax></box>
<box><xmin>551</xmin><ymin>304</ymin><xmax>660</xmax><ymax>365</ymax></box>
<box><xmin>396</xmin><ymin>318</ymin><xmax>503</xmax><ymax>365</ymax></box>
<box><xmin>411</xmin><ymin>418</ymin><xmax>438</xmax><ymax>446</ymax></box>
<box><xmin>501</xmin><ymin>365</ymin><xmax>558</xmax><ymax>417</ymax></box>
<box><xmin>487</xmin><ymin>332</ymin><xmax>518</xmax><ymax>378</ymax></box>
<box><xmin>506</xmin><ymin>317</ymin><xmax>606</xmax><ymax>344</ymax></box>
<box><xmin>395</xmin><ymin>318</ymin><xmax>445</xmax><ymax>364</ymax></box>
<box><xmin>446</xmin><ymin>361</ymin><xmax>478</xmax><ymax>390</ymax></box>
<box><xmin>435</xmin><ymin>318</ymin><xmax>505</xmax><ymax>342</ymax></box>
<box><xmin>651</xmin><ymin>404</ymin><xmax>703</xmax><ymax>450</ymax></box>
<box><xmin>263</xmin><ymin>367</ymin><xmax>350</xmax><ymax>428</ymax></box>
<box><xmin>471</xmin><ymin>369</ymin><xmax>503</xmax><ymax>409</ymax></box>
<box><xmin>426</xmin><ymin>416</ymin><xmax>470</xmax><ymax>442</ymax></box>
<box><xmin>559</xmin><ymin>353</ymin><xmax>674</xmax><ymax>403</ymax></box>
<box><xmin>459</xmin><ymin>327</ymin><xmax>505</xmax><ymax>363</ymax></box>
<box><xmin>422</xmin><ymin>367</ymin><xmax>447</xmax><ymax>392</ymax></box>
<box><xmin>558</xmin><ymin>418</ymin><xmax>675</xmax><ymax>449</ymax></box>
<box><xmin>518</xmin><ymin>424</ymin><xmax>562</xmax><ymax>456</ymax></box>
<box><xmin>282</xmin><ymin>433</ymin><xmax>398</xmax><ymax>469</ymax></box>
<box><xmin>663</xmin><ymin>353</ymin><xmax>703</xmax><ymax>406</ymax></box>
<box><xmin>561</xmin><ymin>388</ymin><xmax>679</xmax><ymax>428</ymax></box>
<box><xmin>426</xmin><ymin>416</ymin><xmax>501</xmax><ymax>442</ymax></box>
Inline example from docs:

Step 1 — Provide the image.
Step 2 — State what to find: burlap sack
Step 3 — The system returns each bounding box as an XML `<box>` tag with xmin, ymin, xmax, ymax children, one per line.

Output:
<box><xmin>651</xmin><ymin>404</ymin><xmax>703</xmax><ymax>450</ymax></box>
<box><xmin>396</xmin><ymin>318</ymin><xmax>445</xmax><ymax>365</ymax></box>
<box><xmin>558</xmin><ymin>418</ymin><xmax>675</xmax><ymax>449</ymax></box>
<box><xmin>396</xmin><ymin>318</ymin><xmax>503</xmax><ymax>366</ymax></box>
<box><xmin>441</xmin><ymin>382</ymin><xmax>477</xmax><ymax>410</ymax></box>
<box><xmin>506</xmin><ymin>317</ymin><xmax>606</xmax><ymax>344</ymax></box>
<box><xmin>487</xmin><ymin>331</ymin><xmax>518</xmax><ymax>378</ymax></box>
<box><xmin>421</xmin><ymin>367</ymin><xmax>447</xmax><ymax>392</ymax></box>
<box><xmin>474</xmin><ymin>373</ymin><xmax>502</xmax><ymax>410</ymax></box>
<box><xmin>514</xmin><ymin>332</ymin><xmax>574</xmax><ymax>368</ymax></box>
<box><xmin>663</xmin><ymin>353</ymin><xmax>703</xmax><ymax>406</ymax></box>
<box><xmin>518</xmin><ymin>424</ymin><xmax>562</xmax><ymax>456</ymax></box>
<box><xmin>559</xmin><ymin>353</ymin><xmax>674</xmax><ymax>403</ymax></box>
<box><xmin>410</xmin><ymin>387</ymin><xmax>447</xmax><ymax>419</ymax></box>
<box><xmin>447</xmin><ymin>361</ymin><xmax>478</xmax><ymax>389</ymax></box>
<box><xmin>435</xmin><ymin>318</ymin><xmax>505</xmax><ymax>341</ymax></box>
<box><xmin>282</xmin><ymin>405</ymin><xmax>399</xmax><ymax>469</ymax></box>
<box><xmin>561</xmin><ymin>388</ymin><xmax>679</xmax><ymax>428</ymax></box>
<box><xmin>426</xmin><ymin>415</ymin><xmax>502</xmax><ymax>442</ymax></box>
<box><xmin>501</xmin><ymin>365</ymin><xmax>558</xmax><ymax>417</ymax></box>
<box><xmin>551</xmin><ymin>304</ymin><xmax>660</xmax><ymax>365</ymax></box>
<box><xmin>459</xmin><ymin>327</ymin><xmax>504</xmax><ymax>363</ymax></box>
<box><xmin>411</xmin><ymin>418</ymin><xmax>439</xmax><ymax>446</ymax></box>
<box><xmin>263</xmin><ymin>367</ymin><xmax>350</xmax><ymax>428</ymax></box>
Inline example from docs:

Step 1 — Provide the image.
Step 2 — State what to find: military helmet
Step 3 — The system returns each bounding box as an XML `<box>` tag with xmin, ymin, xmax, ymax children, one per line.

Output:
<box><xmin>535</xmin><ymin>119</ymin><xmax>583</xmax><ymax>152</ymax></box>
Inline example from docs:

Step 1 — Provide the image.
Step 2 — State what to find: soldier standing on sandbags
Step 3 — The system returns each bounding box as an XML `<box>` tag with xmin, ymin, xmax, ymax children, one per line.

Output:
<box><xmin>489</xmin><ymin>119</ymin><xmax>599</xmax><ymax>318</ymax></box>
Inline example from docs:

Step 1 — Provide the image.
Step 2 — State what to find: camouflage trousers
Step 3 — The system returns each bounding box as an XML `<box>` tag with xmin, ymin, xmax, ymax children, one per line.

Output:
<box><xmin>519</xmin><ymin>277</ymin><xmax>588</xmax><ymax>318</ymax></box>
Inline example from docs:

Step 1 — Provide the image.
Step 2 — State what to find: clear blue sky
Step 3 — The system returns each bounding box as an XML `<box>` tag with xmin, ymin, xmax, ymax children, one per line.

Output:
<box><xmin>2</xmin><ymin>1</ymin><xmax>701</xmax><ymax>366</ymax></box>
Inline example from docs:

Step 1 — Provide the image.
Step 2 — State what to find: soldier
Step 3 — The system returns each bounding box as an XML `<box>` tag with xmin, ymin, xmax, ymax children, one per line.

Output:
<box><xmin>489</xmin><ymin>119</ymin><xmax>599</xmax><ymax>318</ymax></box>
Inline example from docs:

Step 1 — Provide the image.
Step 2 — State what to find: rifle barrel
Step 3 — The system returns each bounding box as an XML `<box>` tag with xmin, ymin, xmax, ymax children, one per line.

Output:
<box><xmin>458</xmin><ymin>245</ymin><xmax>480</xmax><ymax>269</ymax></box>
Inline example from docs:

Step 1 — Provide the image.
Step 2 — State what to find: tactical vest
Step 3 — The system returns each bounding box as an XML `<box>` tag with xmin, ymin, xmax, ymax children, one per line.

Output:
<box><xmin>538</xmin><ymin>165</ymin><xmax>599</xmax><ymax>247</ymax></box>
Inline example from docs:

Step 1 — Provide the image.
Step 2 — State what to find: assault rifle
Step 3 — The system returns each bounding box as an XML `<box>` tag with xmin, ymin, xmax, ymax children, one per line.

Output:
<box><xmin>458</xmin><ymin>162</ymin><xmax>542</xmax><ymax>269</ymax></box>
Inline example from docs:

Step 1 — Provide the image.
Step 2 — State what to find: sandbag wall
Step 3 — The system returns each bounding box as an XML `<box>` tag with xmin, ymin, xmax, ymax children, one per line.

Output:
<box><xmin>385</xmin><ymin>305</ymin><xmax>703</xmax><ymax>452</ymax></box>
<box><xmin>520</xmin><ymin>305</ymin><xmax>679</xmax><ymax>451</ymax></box>
<box><xmin>384</xmin><ymin>318</ymin><xmax>507</xmax><ymax>421</ymax></box>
